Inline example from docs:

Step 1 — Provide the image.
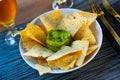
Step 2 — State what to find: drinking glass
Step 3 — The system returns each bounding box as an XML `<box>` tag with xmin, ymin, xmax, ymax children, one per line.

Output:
<box><xmin>52</xmin><ymin>0</ymin><xmax>74</xmax><ymax>9</ymax></box>
<box><xmin>0</xmin><ymin>0</ymin><xmax>19</xmax><ymax>45</ymax></box>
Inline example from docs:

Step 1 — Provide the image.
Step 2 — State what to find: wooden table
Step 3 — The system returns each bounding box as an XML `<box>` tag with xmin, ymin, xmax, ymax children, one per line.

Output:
<box><xmin>0</xmin><ymin>0</ymin><xmax>53</xmax><ymax>32</ymax></box>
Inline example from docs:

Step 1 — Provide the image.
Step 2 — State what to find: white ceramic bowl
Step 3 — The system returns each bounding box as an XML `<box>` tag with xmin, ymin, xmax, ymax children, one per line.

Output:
<box><xmin>19</xmin><ymin>8</ymin><xmax>103</xmax><ymax>74</ymax></box>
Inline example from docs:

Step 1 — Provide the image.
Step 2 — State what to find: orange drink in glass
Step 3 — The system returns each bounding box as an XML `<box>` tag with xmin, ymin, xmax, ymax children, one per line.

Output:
<box><xmin>0</xmin><ymin>0</ymin><xmax>18</xmax><ymax>45</ymax></box>
<box><xmin>0</xmin><ymin>0</ymin><xmax>17</xmax><ymax>26</ymax></box>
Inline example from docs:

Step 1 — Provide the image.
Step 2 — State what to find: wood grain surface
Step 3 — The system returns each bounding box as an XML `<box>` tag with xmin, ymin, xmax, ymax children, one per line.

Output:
<box><xmin>0</xmin><ymin>0</ymin><xmax>120</xmax><ymax>79</ymax></box>
<box><xmin>0</xmin><ymin>0</ymin><xmax>53</xmax><ymax>32</ymax></box>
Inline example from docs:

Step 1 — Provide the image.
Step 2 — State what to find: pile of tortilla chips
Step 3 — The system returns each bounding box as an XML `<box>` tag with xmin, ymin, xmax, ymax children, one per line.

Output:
<box><xmin>20</xmin><ymin>10</ymin><xmax>99</xmax><ymax>75</ymax></box>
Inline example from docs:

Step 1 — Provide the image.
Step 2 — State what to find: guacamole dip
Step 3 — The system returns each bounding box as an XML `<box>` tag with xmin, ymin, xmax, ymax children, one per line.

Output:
<box><xmin>46</xmin><ymin>28</ymin><xmax>72</xmax><ymax>52</ymax></box>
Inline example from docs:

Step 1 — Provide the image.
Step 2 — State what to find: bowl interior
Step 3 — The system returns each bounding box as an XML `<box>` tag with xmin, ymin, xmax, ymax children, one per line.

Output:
<box><xmin>19</xmin><ymin>8</ymin><xmax>103</xmax><ymax>74</ymax></box>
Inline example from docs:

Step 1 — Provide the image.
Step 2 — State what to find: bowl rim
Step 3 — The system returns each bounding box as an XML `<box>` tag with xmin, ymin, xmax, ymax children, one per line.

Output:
<box><xmin>19</xmin><ymin>8</ymin><xmax>103</xmax><ymax>74</ymax></box>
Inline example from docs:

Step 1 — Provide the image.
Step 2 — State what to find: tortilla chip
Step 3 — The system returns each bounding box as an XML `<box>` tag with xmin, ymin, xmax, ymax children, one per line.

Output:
<box><xmin>47</xmin><ymin>51</ymin><xmax>82</xmax><ymax>70</ymax></box>
<box><xmin>73</xmin><ymin>12</ymin><xmax>88</xmax><ymax>25</ymax></box>
<box><xmin>35</xmin><ymin>64</ymin><xmax>52</xmax><ymax>75</ymax></box>
<box><xmin>25</xmin><ymin>23</ymin><xmax>46</xmax><ymax>46</ymax></box>
<box><xmin>74</xmin><ymin>24</ymin><xmax>96</xmax><ymax>45</ymax></box>
<box><xmin>47</xmin><ymin>46</ymin><xmax>81</xmax><ymax>61</ymax></box>
<box><xmin>71</xmin><ymin>40</ymin><xmax>89</xmax><ymax>66</ymax></box>
<box><xmin>86</xmin><ymin>45</ymin><xmax>99</xmax><ymax>56</ymax></box>
<box><xmin>20</xmin><ymin>30</ymin><xmax>39</xmax><ymax>51</ymax></box>
<box><xmin>60</xmin><ymin>18</ymin><xmax>85</xmax><ymax>37</ymax></box>
<box><xmin>46</xmin><ymin>40</ymin><xmax>89</xmax><ymax>61</ymax></box>
<box><xmin>47</xmin><ymin>40</ymin><xmax>89</xmax><ymax>69</ymax></box>
<box><xmin>76</xmin><ymin>11</ymin><xmax>97</xmax><ymax>26</ymax></box>
<box><xmin>40</xmin><ymin>10</ymin><xmax>62</xmax><ymax>33</ymax></box>
<box><xmin>23</xmin><ymin>44</ymin><xmax>53</xmax><ymax>58</ymax></box>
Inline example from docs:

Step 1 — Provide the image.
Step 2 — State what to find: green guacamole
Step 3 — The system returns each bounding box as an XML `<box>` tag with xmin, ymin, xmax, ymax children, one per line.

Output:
<box><xmin>46</xmin><ymin>28</ymin><xmax>72</xmax><ymax>52</ymax></box>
